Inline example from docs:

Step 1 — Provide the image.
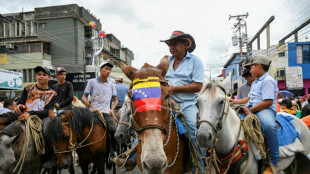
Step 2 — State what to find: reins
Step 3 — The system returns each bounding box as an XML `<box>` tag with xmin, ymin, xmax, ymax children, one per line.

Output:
<box><xmin>54</xmin><ymin>111</ymin><xmax>107</xmax><ymax>154</ymax></box>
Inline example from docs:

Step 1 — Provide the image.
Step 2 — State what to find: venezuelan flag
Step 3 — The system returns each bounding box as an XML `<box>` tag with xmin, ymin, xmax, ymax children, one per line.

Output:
<box><xmin>132</xmin><ymin>77</ymin><xmax>161</xmax><ymax>113</ymax></box>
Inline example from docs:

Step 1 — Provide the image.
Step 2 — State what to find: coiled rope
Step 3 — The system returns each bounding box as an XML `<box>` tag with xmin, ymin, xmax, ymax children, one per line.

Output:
<box><xmin>13</xmin><ymin>115</ymin><xmax>45</xmax><ymax>174</ymax></box>
<box><xmin>243</xmin><ymin>113</ymin><xmax>266</xmax><ymax>159</ymax></box>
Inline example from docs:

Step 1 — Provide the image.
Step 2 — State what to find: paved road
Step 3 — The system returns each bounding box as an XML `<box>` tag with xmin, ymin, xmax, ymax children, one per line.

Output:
<box><xmin>62</xmin><ymin>165</ymin><xmax>141</xmax><ymax>174</ymax></box>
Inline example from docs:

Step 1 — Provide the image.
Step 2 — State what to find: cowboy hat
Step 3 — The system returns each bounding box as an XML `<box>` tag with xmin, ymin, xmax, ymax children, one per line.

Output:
<box><xmin>160</xmin><ymin>30</ymin><xmax>196</xmax><ymax>53</ymax></box>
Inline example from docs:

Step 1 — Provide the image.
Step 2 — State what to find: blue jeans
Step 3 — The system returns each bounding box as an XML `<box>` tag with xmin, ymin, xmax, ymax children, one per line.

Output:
<box><xmin>128</xmin><ymin>105</ymin><xmax>205</xmax><ymax>172</ymax></box>
<box><xmin>183</xmin><ymin>105</ymin><xmax>205</xmax><ymax>172</ymax></box>
<box><xmin>254</xmin><ymin>108</ymin><xmax>279</xmax><ymax>166</ymax></box>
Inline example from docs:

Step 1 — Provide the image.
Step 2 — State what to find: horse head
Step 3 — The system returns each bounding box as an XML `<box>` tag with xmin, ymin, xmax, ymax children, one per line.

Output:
<box><xmin>121</xmin><ymin>56</ymin><xmax>170</xmax><ymax>173</ymax></box>
<box><xmin>46</xmin><ymin>110</ymin><xmax>73</xmax><ymax>169</ymax></box>
<box><xmin>196</xmin><ymin>80</ymin><xmax>228</xmax><ymax>149</ymax></box>
<box><xmin>0</xmin><ymin>134</ymin><xmax>18</xmax><ymax>174</ymax></box>
<box><xmin>115</xmin><ymin>95</ymin><xmax>136</xmax><ymax>144</ymax></box>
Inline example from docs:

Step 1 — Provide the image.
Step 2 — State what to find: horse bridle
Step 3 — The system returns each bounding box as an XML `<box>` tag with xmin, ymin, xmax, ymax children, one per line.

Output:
<box><xmin>197</xmin><ymin>85</ymin><xmax>230</xmax><ymax>133</ymax></box>
<box><xmin>128</xmin><ymin>78</ymin><xmax>170</xmax><ymax>135</ymax></box>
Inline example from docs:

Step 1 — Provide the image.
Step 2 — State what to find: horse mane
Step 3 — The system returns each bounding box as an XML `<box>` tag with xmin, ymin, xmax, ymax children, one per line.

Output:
<box><xmin>199</xmin><ymin>80</ymin><xmax>226</xmax><ymax>98</ymax></box>
<box><xmin>45</xmin><ymin>116</ymin><xmax>63</xmax><ymax>141</ymax></box>
<box><xmin>45</xmin><ymin>107</ymin><xmax>105</xmax><ymax>141</ymax></box>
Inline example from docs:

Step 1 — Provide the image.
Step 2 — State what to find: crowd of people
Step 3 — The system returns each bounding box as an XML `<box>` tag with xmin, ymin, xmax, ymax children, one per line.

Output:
<box><xmin>2</xmin><ymin>30</ymin><xmax>309</xmax><ymax>174</ymax></box>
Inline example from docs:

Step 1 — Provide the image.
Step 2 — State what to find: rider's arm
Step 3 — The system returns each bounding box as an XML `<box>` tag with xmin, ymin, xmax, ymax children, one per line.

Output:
<box><xmin>82</xmin><ymin>94</ymin><xmax>91</xmax><ymax>108</ymax></box>
<box><xmin>231</xmin><ymin>97</ymin><xmax>250</xmax><ymax>104</ymax></box>
<box><xmin>250</xmin><ymin>99</ymin><xmax>273</xmax><ymax>113</ymax></box>
<box><xmin>169</xmin><ymin>82</ymin><xmax>202</xmax><ymax>95</ymax></box>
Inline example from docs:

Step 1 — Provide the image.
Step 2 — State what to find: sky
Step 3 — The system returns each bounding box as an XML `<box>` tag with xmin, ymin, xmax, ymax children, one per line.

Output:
<box><xmin>1</xmin><ymin>0</ymin><xmax>310</xmax><ymax>79</ymax></box>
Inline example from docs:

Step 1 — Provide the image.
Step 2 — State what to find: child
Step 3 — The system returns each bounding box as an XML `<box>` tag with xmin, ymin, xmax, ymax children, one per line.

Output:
<box><xmin>230</xmin><ymin>55</ymin><xmax>279</xmax><ymax>174</ymax></box>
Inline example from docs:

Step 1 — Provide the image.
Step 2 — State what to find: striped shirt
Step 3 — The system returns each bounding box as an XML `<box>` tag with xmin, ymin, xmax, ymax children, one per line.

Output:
<box><xmin>237</xmin><ymin>83</ymin><xmax>251</xmax><ymax>99</ymax></box>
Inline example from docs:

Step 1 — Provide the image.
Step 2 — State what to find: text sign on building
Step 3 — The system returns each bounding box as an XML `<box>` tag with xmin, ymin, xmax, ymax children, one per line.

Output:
<box><xmin>66</xmin><ymin>72</ymin><xmax>96</xmax><ymax>91</ymax></box>
<box><xmin>285</xmin><ymin>66</ymin><xmax>303</xmax><ymax>89</ymax></box>
<box><xmin>0</xmin><ymin>69</ymin><xmax>23</xmax><ymax>90</ymax></box>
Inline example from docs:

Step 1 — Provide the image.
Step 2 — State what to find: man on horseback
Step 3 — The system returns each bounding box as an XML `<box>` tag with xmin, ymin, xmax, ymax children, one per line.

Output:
<box><xmin>230</xmin><ymin>55</ymin><xmax>279</xmax><ymax>174</ymax></box>
<box><xmin>82</xmin><ymin>59</ymin><xmax>119</xmax><ymax>161</ymax></box>
<box><xmin>52</xmin><ymin>67</ymin><xmax>74</xmax><ymax>112</ymax></box>
<box><xmin>14</xmin><ymin>66</ymin><xmax>57</xmax><ymax>120</ymax></box>
<box><xmin>113</xmin><ymin>31</ymin><xmax>206</xmax><ymax>173</ymax></box>
<box><xmin>162</xmin><ymin>30</ymin><xmax>206</xmax><ymax>173</ymax></box>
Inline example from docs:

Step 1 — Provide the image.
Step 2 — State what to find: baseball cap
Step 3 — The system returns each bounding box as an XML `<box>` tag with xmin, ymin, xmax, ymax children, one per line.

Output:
<box><xmin>56</xmin><ymin>67</ymin><xmax>66</xmax><ymax>75</ymax></box>
<box><xmin>35</xmin><ymin>66</ymin><xmax>51</xmax><ymax>76</ymax></box>
<box><xmin>244</xmin><ymin>55</ymin><xmax>272</xmax><ymax>69</ymax></box>
<box><xmin>242</xmin><ymin>68</ymin><xmax>251</xmax><ymax>77</ymax></box>
<box><xmin>115</xmin><ymin>76</ymin><xmax>123</xmax><ymax>81</ymax></box>
<box><xmin>99</xmin><ymin>59</ymin><xmax>114</xmax><ymax>68</ymax></box>
<box><xmin>302</xmin><ymin>97</ymin><xmax>306</xmax><ymax>100</ymax></box>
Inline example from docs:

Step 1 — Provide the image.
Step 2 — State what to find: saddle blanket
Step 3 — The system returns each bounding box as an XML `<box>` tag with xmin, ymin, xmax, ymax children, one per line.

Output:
<box><xmin>240</xmin><ymin>112</ymin><xmax>304</xmax><ymax>158</ymax></box>
<box><xmin>277</xmin><ymin>112</ymin><xmax>304</xmax><ymax>158</ymax></box>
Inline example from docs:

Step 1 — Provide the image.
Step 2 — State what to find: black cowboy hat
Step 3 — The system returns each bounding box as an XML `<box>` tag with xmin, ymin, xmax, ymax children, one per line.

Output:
<box><xmin>160</xmin><ymin>30</ymin><xmax>196</xmax><ymax>53</ymax></box>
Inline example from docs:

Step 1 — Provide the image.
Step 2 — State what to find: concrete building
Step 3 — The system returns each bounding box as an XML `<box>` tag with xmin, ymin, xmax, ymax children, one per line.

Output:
<box><xmin>0</xmin><ymin>4</ymin><xmax>134</xmax><ymax>98</ymax></box>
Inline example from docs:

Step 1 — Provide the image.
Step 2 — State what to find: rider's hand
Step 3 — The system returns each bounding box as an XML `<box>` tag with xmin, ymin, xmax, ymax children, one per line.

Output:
<box><xmin>18</xmin><ymin>112</ymin><xmax>30</xmax><ymax>121</ymax></box>
<box><xmin>228</xmin><ymin>98</ymin><xmax>234</xmax><ymax>104</ymax></box>
<box><xmin>55</xmin><ymin>103</ymin><xmax>59</xmax><ymax>108</ymax></box>
<box><xmin>241</xmin><ymin>106</ymin><xmax>251</xmax><ymax>116</ymax></box>
<box><xmin>14</xmin><ymin>104</ymin><xmax>25</xmax><ymax>114</ymax></box>
<box><xmin>168</xmin><ymin>86</ymin><xmax>176</xmax><ymax>96</ymax></box>
<box><xmin>84</xmin><ymin>102</ymin><xmax>91</xmax><ymax>108</ymax></box>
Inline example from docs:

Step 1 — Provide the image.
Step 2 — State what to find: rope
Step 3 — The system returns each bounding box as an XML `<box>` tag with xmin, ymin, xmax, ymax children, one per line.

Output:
<box><xmin>243</xmin><ymin>113</ymin><xmax>266</xmax><ymax>159</ymax></box>
<box><xmin>13</xmin><ymin>115</ymin><xmax>45</xmax><ymax>174</ymax></box>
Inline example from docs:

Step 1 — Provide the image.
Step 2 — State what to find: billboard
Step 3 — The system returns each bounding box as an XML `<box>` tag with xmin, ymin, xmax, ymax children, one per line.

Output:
<box><xmin>285</xmin><ymin>66</ymin><xmax>303</xmax><ymax>89</ymax></box>
<box><xmin>0</xmin><ymin>69</ymin><xmax>23</xmax><ymax>90</ymax></box>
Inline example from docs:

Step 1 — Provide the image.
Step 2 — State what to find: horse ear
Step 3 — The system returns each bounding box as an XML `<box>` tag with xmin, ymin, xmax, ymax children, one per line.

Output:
<box><xmin>5</xmin><ymin>135</ymin><xmax>20</xmax><ymax>148</ymax></box>
<box><xmin>61</xmin><ymin>110</ymin><xmax>72</xmax><ymax>122</ymax></box>
<box><xmin>156</xmin><ymin>55</ymin><xmax>169</xmax><ymax>77</ymax></box>
<box><xmin>120</xmin><ymin>62</ymin><xmax>137</xmax><ymax>81</ymax></box>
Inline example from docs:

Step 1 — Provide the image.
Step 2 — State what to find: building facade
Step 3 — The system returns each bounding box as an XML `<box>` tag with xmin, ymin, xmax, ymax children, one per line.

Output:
<box><xmin>0</xmin><ymin>4</ymin><xmax>134</xmax><ymax>98</ymax></box>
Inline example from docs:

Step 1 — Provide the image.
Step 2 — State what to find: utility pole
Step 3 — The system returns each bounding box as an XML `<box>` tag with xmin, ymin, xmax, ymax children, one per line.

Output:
<box><xmin>229</xmin><ymin>13</ymin><xmax>249</xmax><ymax>87</ymax></box>
<box><xmin>229</xmin><ymin>12</ymin><xmax>249</xmax><ymax>63</ymax></box>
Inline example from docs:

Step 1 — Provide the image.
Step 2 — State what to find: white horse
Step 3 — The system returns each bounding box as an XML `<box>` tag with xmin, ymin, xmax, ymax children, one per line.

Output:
<box><xmin>195</xmin><ymin>80</ymin><xmax>310</xmax><ymax>173</ymax></box>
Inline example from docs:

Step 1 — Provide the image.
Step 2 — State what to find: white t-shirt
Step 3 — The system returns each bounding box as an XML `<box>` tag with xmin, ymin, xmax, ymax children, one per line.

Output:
<box><xmin>84</xmin><ymin>77</ymin><xmax>117</xmax><ymax>113</ymax></box>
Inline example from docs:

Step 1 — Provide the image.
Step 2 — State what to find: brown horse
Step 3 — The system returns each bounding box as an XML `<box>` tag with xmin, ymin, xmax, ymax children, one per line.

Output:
<box><xmin>45</xmin><ymin>107</ymin><xmax>109</xmax><ymax>174</ymax></box>
<box><xmin>120</xmin><ymin>56</ymin><xmax>189</xmax><ymax>174</ymax></box>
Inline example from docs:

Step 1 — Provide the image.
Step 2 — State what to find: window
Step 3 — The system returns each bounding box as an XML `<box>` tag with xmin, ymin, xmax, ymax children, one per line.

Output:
<box><xmin>22</xmin><ymin>44</ymin><xmax>29</xmax><ymax>53</ymax></box>
<box><xmin>4</xmin><ymin>23</ymin><xmax>9</xmax><ymax>38</ymax></box>
<box><xmin>296</xmin><ymin>44</ymin><xmax>310</xmax><ymax>64</ymax></box>
<box><xmin>10</xmin><ymin>23</ymin><xmax>15</xmax><ymax>37</ymax></box>
<box><xmin>16</xmin><ymin>23</ymin><xmax>20</xmax><ymax>37</ymax></box>
<box><xmin>43</xmin><ymin>43</ymin><xmax>50</xmax><ymax>54</ymax></box>
<box><xmin>39</xmin><ymin>23</ymin><xmax>46</xmax><ymax>29</ymax></box>
<box><xmin>276</xmin><ymin>69</ymin><xmax>285</xmax><ymax>77</ymax></box>
<box><xmin>0</xmin><ymin>23</ymin><xmax>3</xmax><ymax>38</ymax></box>
<box><xmin>15</xmin><ymin>45</ymin><xmax>22</xmax><ymax>54</ymax></box>
<box><xmin>278</xmin><ymin>52</ymin><xmax>285</xmax><ymax>57</ymax></box>
<box><xmin>36</xmin><ymin>43</ymin><xmax>42</xmax><ymax>52</ymax></box>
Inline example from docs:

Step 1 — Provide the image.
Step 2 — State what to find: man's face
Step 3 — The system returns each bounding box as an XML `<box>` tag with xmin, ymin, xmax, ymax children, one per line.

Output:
<box><xmin>244</xmin><ymin>74</ymin><xmax>255</xmax><ymax>85</ymax></box>
<box><xmin>7</xmin><ymin>101</ymin><xmax>16</xmax><ymax>110</ymax></box>
<box><xmin>100</xmin><ymin>66</ymin><xmax>112</xmax><ymax>78</ymax></box>
<box><xmin>167</xmin><ymin>39</ymin><xmax>187</xmax><ymax>58</ymax></box>
<box><xmin>56</xmin><ymin>72</ymin><xmax>66</xmax><ymax>82</ymax></box>
<box><xmin>35</xmin><ymin>71</ymin><xmax>51</xmax><ymax>85</ymax></box>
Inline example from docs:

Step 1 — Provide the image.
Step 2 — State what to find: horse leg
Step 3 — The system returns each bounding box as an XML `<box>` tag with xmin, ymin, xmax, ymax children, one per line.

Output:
<box><xmin>79</xmin><ymin>161</ymin><xmax>89</xmax><ymax>174</ymax></box>
<box><xmin>96</xmin><ymin>157</ymin><xmax>105</xmax><ymax>174</ymax></box>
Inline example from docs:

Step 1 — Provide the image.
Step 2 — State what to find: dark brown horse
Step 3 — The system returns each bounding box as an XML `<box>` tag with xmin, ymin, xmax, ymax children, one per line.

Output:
<box><xmin>45</xmin><ymin>107</ymin><xmax>109</xmax><ymax>174</ymax></box>
<box><xmin>120</xmin><ymin>56</ymin><xmax>189</xmax><ymax>174</ymax></box>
